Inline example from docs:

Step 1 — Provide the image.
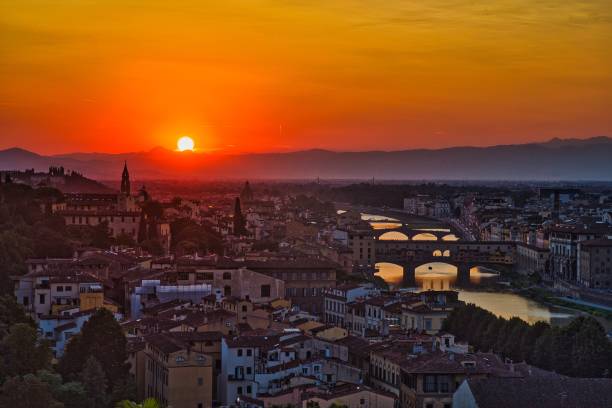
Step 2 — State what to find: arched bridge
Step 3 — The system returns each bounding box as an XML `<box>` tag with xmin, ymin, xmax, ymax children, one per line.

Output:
<box><xmin>373</xmin><ymin>226</ymin><xmax>461</xmax><ymax>241</ymax></box>
<box><xmin>375</xmin><ymin>240</ymin><xmax>515</xmax><ymax>285</ymax></box>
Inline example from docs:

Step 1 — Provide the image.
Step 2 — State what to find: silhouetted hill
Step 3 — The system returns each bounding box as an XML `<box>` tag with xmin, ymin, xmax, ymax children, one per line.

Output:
<box><xmin>1</xmin><ymin>136</ymin><xmax>611</xmax><ymax>181</ymax></box>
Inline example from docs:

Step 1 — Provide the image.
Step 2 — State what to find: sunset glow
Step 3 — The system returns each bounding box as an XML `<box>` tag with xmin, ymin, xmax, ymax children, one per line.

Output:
<box><xmin>0</xmin><ymin>1</ymin><xmax>610</xmax><ymax>154</ymax></box>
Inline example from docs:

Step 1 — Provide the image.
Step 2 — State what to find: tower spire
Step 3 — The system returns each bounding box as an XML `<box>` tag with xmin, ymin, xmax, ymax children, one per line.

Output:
<box><xmin>121</xmin><ymin>161</ymin><xmax>131</xmax><ymax>195</ymax></box>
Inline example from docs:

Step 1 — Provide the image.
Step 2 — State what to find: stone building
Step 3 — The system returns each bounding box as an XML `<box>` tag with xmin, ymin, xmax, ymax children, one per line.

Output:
<box><xmin>578</xmin><ymin>238</ymin><xmax>612</xmax><ymax>288</ymax></box>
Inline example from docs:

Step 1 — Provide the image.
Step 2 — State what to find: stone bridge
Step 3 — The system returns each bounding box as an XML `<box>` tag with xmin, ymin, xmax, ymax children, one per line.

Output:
<box><xmin>374</xmin><ymin>240</ymin><xmax>516</xmax><ymax>285</ymax></box>
<box><xmin>373</xmin><ymin>226</ymin><xmax>460</xmax><ymax>241</ymax></box>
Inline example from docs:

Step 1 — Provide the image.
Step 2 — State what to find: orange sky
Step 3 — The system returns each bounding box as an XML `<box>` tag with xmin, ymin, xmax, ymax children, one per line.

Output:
<box><xmin>0</xmin><ymin>1</ymin><xmax>611</xmax><ymax>154</ymax></box>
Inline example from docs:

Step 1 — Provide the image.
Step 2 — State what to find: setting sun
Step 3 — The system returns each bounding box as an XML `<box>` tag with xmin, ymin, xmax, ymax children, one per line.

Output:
<box><xmin>177</xmin><ymin>136</ymin><xmax>195</xmax><ymax>152</ymax></box>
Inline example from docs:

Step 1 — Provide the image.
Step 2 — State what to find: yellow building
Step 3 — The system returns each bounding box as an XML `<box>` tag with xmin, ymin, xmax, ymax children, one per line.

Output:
<box><xmin>302</xmin><ymin>384</ymin><xmax>396</xmax><ymax>408</ymax></box>
<box><xmin>144</xmin><ymin>333</ymin><xmax>214</xmax><ymax>408</ymax></box>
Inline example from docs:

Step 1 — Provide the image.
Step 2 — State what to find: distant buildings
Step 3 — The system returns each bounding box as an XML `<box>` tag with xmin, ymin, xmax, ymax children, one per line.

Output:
<box><xmin>53</xmin><ymin>163</ymin><xmax>172</xmax><ymax>253</ymax></box>
<box><xmin>578</xmin><ymin>238</ymin><xmax>612</xmax><ymax>288</ymax></box>
<box><xmin>549</xmin><ymin>224</ymin><xmax>612</xmax><ymax>283</ymax></box>
<box><xmin>404</xmin><ymin>196</ymin><xmax>451</xmax><ymax>218</ymax></box>
<box><xmin>515</xmin><ymin>242</ymin><xmax>549</xmax><ymax>278</ymax></box>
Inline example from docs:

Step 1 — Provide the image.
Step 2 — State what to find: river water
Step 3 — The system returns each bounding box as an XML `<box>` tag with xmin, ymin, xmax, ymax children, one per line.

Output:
<box><xmin>358</xmin><ymin>212</ymin><xmax>579</xmax><ymax>325</ymax></box>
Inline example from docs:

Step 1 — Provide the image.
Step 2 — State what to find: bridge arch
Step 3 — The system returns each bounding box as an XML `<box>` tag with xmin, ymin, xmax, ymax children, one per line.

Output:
<box><xmin>379</xmin><ymin>231</ymin><xmax>410</xmax><ymax>241</ymax></box>
<box><xmin>432</xmin><ymin>249</ymin><xmax>443</xmax><ymax>257</ymax></box>
<box><xmin>374</xmin><ymin>262</ymin><xmax>407</xmax><ymax>288</ymax></box>
<box><xmin>412</xmin><ymin>232</ymin><xmax>438</xmax><ymax>241</ymax></box>
<box><xmin>442</xmin><ymin>234</ymin><xmax>459</xmax><ymax>241</ymax></box>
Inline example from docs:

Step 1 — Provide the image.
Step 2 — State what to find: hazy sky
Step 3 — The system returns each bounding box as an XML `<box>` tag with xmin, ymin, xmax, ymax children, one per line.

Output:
<box><xmin>1</xmin><ymin>1</ymin><xmax>611</xmax><ymax>154</ymax></box>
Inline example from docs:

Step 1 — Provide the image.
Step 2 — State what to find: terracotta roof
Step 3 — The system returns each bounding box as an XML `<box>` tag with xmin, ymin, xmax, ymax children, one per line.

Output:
<box><xmin>142</xmin><ymin>299</ymin><xmax>191</xmax><ymax>315</ymax></box>
<box><xmin>145</xmin><ymin>333</ymin><xmax>186</xmax><ymax>354</ymax></box>
<box><xmin>400</xmin><ymin>352</ymin><xmax>517</xmax><ymax>376</ymax></box>
<box><xmin>302</xmin><ymin>384</ymin><xmax>395</xmax><ymax>402</ymax></box>
<box><xmin>127</xmin><ymin>339</ymin><xmax>146</xmax><ymax>353</ymax></box>
<box><xmin>580</xmin><ymin>238</ymin><xmax>612</xmax><ymax>247</ymax></box>
<box><xmin>169</xmin><ymin>331</ymin><xmax>224</xmax><ymax>342</ymax></box>
<box><xmin>465</xmin><ymin>377</ymin><xmax>612</xmax><ymax>408</ymax></box>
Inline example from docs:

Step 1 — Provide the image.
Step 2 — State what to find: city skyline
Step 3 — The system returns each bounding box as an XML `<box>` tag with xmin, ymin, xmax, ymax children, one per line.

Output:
<box><xmin>1</xmin><ymin>1</ymin><xmax>611</xmax><ymax>154</ymax></box>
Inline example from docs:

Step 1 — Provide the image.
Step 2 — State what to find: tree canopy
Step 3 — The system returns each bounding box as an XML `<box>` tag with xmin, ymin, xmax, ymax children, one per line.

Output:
<box><xmin>442</xmin><ymin>304</ymin><xmax>612</xmax><ymax>378</ymax></box>
<box><xmin>58</xmin><ymin>308</ymin><xmax>129</xmax><ymax>389</ymax></box>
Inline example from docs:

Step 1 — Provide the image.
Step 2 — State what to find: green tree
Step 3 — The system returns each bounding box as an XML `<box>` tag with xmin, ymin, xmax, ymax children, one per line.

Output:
<box><xmin>58</xmin><ymin>308</ymin><xmax>128</xmax><ymax>388</ymax></box>
<box><xmin>568</xmin><ymin>317</ymin><xmax>612</xmax><ymax>377</ymax></box>
<box><xmin>171</xmin><ymin>218</ymin><xmax>222</xmax><ymax>255</ymax></box>
<box><xmin>233</xmin><ymin>197</ymin><xmax>247</xmax><ymax>235</ymax></box>
<box><xmin>0</xmin><ymin>374</ymin><xmax>63</xmax><ymax>408</ymax></box>
<box><xmin>115</xmin><ymin>398</ymin><xmax>161</xmax><ymax>408</ymax></box>
<box><xmin>115</xmin><ymin>232</ymin><xmax>136</xmax><ymax>247</ymax></box>
<box><xmin>91</xmin><ymin>221</ymin><xmax>113</xmax><ymax>249</ymax></box>
<box><xmin>481</xmin><ymin>318</ymin><xmax>504</xmax><ymax>352</ymax></box>
<box><xmin>0</xmin><ymin>323</ymin><xmax>51</xmax><ymax>378</ymax></box>
<box><xmin>531</xmin><ymin>327</ymin><xmax>554</xmax><ymax>370</ymax></box>
<box><xmin>140</xmin><ymin>239</ymin><xmax>163</xmax><ymax>256</ymax></box>
<box><xmin>32</xmin><ymin>227</ymin><xmax>73</xmax><ymax>258</ymax></box>
<box><xmin>521</xmin><ymin>321</ymin><xmax>550</xmax><ymax>363</ymax></box>
<box><xmin>81</xmin><ymin>356</ymin><xmax>108</xmax><ymax>408</ymax></box>
<box><xmin>501</xmin><ymin>318</ymin><xmax>529</xmax><ymax>361</ymax></box>
<box><xmin>0</xmin><ymin>294</ymin><xmax>35</xmax><ymax>336</ymax></box>
<box><xmin>110</xmin><ymin>377</ymin><xmax>138</xmax><ymax>407</ymax></box>
<box><xmin>36</xmin><ymin>369</ymin><xmax>88</xmax><ymax>408</ymax></box>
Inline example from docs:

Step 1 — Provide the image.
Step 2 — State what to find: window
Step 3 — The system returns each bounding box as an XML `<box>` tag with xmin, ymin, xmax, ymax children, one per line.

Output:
<box><xmin>57</xmin><ymin>286</ymin><xmax>64</xmax><ymax>292</ymax></box>
<box><xmin>237</xmin><ymin>349</ymin><xmax>243</xmax><ymax>357</ymax></box>
<box><xmin>260</xmin><ymin>284</ymin><xmax>271</xmax><ymax>297</ymax></box>
<box><xmin>39</xmin><ymin>294</ymin><xmax>46</xmax><ymax>304</ymax></box>
<box><xmin>224</xmin><ymin>286</ymin><xmax>231</xmax><ymax>296</ymax></box>
<box><xmin>65</xmin><ymin>286</ymin><xmax>72</xmax><ymax>292</ymax></box>
<box><xmin>246</xmin><ymin>349</ymin><xmax>252</xmax><ymax>356</ymax></box>
<box><xmin>424</xmin><ymin>375</ymin><xmax>437</xmax><ymax>393</ymax></box>
<box><xmin>237</xmin><ymin>386</ymin><xmax>243</xmax><ymax>395</ymax></box>
<box><xmin>23</xmin><ymin>296</ymin><xmax>29</xmax><ymax>306</ymax></box>
<box><xmin>223</xmin><ymin>272</ymin><xmax>232</xmax><ymax>280</ymax></box>
<box><xmin>197</xmin><ymin>377</ymin><xmax>203</xmax><ymax>386</ymax></box>
<box><xmin>247</xmin><ymin>385</ymin><xmax>252</xmax><ymax>394</ymax></box>
<box><xmin>246</xmin><ymin>367</ymin><xmax>252</xmax><ymax>375</ymax></box>
<box><xmin>242</xmin><ymin>305</ymin><xmax>248</xmax><ymax>312</ymax></box>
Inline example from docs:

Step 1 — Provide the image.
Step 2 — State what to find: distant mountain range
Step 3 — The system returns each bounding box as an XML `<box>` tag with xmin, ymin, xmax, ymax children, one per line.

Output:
<box><xmin>1</xmin><ymin>136</ymin><xmax>612</xmax><ymax>181</ymax></box>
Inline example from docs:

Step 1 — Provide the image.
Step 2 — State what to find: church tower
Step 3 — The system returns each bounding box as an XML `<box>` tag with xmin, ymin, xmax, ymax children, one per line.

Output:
<box><xmin>121</xmin><ymin>161</ymin><xmax>131</xmax><ymax>195</ymax></box>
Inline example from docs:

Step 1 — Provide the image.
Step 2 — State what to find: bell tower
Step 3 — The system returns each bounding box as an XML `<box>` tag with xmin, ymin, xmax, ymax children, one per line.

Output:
<box><xmin>121</xmin><ymin>161</ymin><xmax>131</xmax><ymax>196</ymax></box>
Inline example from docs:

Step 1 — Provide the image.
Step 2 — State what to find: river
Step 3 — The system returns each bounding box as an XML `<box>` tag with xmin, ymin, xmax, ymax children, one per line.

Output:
<box><xmin>355</xmin><ymin>211</ymin><xmax>580</xmax><ymax>325</ymax></box>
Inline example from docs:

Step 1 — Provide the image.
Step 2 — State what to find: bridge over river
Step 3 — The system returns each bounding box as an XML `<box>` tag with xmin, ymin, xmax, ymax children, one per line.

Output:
<box><xmin>375</xmin><ymin>240</ymin><xmax>515</xmax><ymax>285</ymax></box>
<box><xmin>373</xmin><ymin>226</ymin><xmax>460</xmax><ymax>241</ymax></box>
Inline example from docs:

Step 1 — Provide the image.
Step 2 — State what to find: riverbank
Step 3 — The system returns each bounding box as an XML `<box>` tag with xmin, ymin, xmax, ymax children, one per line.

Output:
<box><xmin>520</xmin><ymin>287</ymin><xmax>612</xmax><ymax>321</ymax></box>
<box><xmin>483</xmin><ymin>268</ymin><xmax>612</xmax><ymax>321</ymax></box>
